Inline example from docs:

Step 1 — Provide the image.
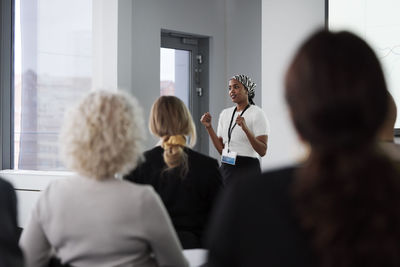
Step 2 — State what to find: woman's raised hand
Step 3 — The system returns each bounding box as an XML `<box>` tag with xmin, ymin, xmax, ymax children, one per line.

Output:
<box><xmin>200</xmin><ymin>112</ymin><xmax>212</xmax><ymax>128</ymax></box>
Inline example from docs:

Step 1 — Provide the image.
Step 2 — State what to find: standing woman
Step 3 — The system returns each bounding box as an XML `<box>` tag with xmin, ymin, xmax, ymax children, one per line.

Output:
<box><xmin>125</xmin><ymin>96</ymin><xmax>222</xmax><ymax>249</ymax></box>
<box><xmin>200</xmin><ymin>74</ymin><xmax>270</xmax><ymax>184</ymax></box>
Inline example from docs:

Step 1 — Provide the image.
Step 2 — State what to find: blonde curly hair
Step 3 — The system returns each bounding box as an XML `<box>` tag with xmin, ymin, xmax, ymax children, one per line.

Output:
<box><xmin>59</xmin><ymin>90</ymin><xmax>145</xmax><ymax>180</ymax></box>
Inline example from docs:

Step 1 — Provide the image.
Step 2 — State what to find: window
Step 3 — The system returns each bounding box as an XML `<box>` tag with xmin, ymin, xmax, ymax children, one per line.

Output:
<box><xmin>160</xmin><ymin>47</ymin><xmax>190</xmax><ymax>107</ymax></box>
<box><xmin>13</xmin><ymin>0</ymin><xmax>93</xmax><ymax>170</ymax></box>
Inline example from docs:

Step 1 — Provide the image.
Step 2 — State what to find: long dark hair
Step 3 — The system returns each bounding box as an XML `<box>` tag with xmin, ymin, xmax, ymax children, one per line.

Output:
<box><xmin>285</xmin><ymin>30</ymin><xmax>400</xmax><ymax>267</ymax></box>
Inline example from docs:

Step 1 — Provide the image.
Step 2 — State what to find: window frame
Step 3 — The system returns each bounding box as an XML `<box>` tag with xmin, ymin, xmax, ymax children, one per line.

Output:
<box><xmin>161</xmin><ymin>30</ymin><xmax>210</xmax><ymax>154</ymax></box>
<box><xmin>0</xmin><ymin>0</ymin><xmax>14</xmax><ymax>170</ymax></box>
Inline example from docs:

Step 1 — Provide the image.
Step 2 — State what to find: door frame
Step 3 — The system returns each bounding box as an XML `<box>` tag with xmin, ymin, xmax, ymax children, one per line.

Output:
<box><xmin>161</xmin><ymin>30</ymin><xmax>209</xmax><ymax>154</ymax></box>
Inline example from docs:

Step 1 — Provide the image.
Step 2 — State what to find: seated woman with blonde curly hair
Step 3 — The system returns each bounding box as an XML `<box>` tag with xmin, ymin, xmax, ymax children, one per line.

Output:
<box><xmin>125</xmin><ymin>96</ymin><xmax>223</xmax><ymax>249</ymax></box>
<box><xmin>19</xmin><ymin>91</ymin><xmax>188</xmax><ymax>267</ymax></box>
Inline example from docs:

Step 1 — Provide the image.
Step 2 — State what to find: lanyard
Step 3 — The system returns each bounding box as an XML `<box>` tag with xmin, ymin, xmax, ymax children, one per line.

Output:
<box><xmin>227</xmin><ymin>105</ymin><xmax>250</xmax><ymax>150</ymax></box>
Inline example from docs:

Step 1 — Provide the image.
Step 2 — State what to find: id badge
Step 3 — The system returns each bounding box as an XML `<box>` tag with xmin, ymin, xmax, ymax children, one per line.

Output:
<box><xmin>221</xmin><ymin>148</ymin><xmax>237</xmax><ymax>165</ymax></box>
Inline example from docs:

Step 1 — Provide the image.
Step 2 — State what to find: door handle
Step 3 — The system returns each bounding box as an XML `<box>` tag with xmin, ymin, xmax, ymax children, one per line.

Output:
<box><xmin>196</xmin><ymin>87</ymin><xmax>203</xmax><ymax>97</ymax></box>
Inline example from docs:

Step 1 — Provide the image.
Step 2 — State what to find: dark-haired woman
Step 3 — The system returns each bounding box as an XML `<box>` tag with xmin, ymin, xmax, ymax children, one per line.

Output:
<box><xmin>125</xmin><ymin>96</ymin><xmax>222</xmax><ymax>249</ymax></box>
<box><xmin>206</xmin><ymin>30</ymin><xmax>400</xmax><ymax>267</ymax></box>
<box><xmin>200</xmin><ymin>74</ymin><xmax>270</xmax><ymax>185</ymax></box>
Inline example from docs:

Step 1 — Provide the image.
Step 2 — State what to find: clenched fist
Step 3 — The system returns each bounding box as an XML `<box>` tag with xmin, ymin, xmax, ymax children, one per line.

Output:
<box><xmin>200</xmin><ymin>112</ymin><xmax>212</xmax><ymax>128</ymax></box>
<box><xmin>236</xmin><ymin>115</ymin><xmax>248</xmax><ymax>131</ymax></box>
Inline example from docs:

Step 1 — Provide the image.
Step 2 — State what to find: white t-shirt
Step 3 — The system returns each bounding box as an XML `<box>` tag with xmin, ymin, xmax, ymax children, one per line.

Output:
<box><xmin>217</xmin><ymin>105</ymin><xmax>270</xmax><ymax>158</ymax></box>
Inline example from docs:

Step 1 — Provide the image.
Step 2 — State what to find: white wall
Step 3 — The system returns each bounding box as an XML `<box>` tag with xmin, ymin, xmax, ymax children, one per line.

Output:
<box><xmin>261</xmin><ymin>0</ymin><xmax>325</xmax><ymax>170</ymax></box>
<box><xmin>117</xmin><ymin>0</ymin><xmax>262</xmax><ymax>159</ymax></box>
<box><xmin>92</xmin><ymin>0</ymin><xmax>118</xmax><ymax>89</ymax></box>
<box><xmin>226</xmin><ymin>0</ymin><xmax>262</xmax><ymax>106</ymax></box>
<box><xmin>118</xmin><ymin>0</ymin><xmax>227</xmax><ymax>155</ymax></box>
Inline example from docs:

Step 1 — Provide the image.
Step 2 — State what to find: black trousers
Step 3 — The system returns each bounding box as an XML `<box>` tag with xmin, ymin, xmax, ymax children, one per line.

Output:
<box><xmin>220</xmin><ymin>156</ymin><xmax>261</xmax><ymax>185</ymax></box>
<box><xmin>177</xmin><ymin>230</ymin><xmax>202</xmax><ymax>249</ymax></box>
<box><xmin>48</xmin><ymin>257</ymin><xmax>74</xmax><ymax>267</ymax></box>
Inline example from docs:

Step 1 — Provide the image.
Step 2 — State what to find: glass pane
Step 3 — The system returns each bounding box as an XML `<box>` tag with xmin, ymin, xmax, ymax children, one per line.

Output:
<box><xmin>14</xmin><ymin>0</ymin><xmax>92</xmax><ymax>170</ymax></box>
<box><xmin>160</xmin><ymin>48</ymin><xmax>190</xmax><ymax>107</ymax></box>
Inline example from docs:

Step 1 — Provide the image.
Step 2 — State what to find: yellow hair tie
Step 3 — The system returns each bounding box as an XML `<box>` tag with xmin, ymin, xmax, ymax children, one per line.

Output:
<box><xmin>162</xmin><ymin>135</ymin><xmax>186</xmax><ymax>149</ymax></box>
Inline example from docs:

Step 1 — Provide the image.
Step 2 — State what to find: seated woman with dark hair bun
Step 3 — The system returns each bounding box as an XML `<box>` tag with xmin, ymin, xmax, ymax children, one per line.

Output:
<box><xmin>207</xmin><ymin>30</ymin><xmax>400</xmax><ymax>267</ymax></box>
<box><xmin>125</xmin><ymin>95</ymin><xmax>223</xmax><ymax>249</ymax></box>
<box><xmin>20</xmin><ymin>91</ymin><xmax>188</xmax><ymax>267</ymax></box>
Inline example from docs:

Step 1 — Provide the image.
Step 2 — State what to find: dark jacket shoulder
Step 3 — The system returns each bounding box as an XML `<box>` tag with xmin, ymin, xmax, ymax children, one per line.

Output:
<box><xmin>125</xmin><ymin>146</ymin><xmax>221</xmax><ymax>184</ymax></box>
<box><xmin>0</xmin><ymin>178</ymin><xmax>17</xmax><ymax>221</ymax></box>
<box><xmin>185</xmin><ymin>148</ymin><xmax>219</xmax><ymax>167</ymax></box>
<box><xmin>138</xmin><ymin>146</ymin><xmax>219</xmax><ymax>169</ymax></box>
<box><xmin>207</xmin><ymin>166</ymin><xmax>314</xmax><ymax>267</ymax></box>
<box><xmin>0</xmin><ymin>177</ymin><xmax>24</xmax><ymax>267</ymax></box>
<box><xmin>0</xmin><ymin>177</ymin><xmax>14</xmax><ymax>195</ymax></box>
<box><xmin>233</xmin><ymin>166</ymin><xmax>297</xmax><ymax>197</ymax></box>
<box><xmin>146</xmin><ymin>145</ymin><xmax>217</xmax><ymax>160</ymax></box>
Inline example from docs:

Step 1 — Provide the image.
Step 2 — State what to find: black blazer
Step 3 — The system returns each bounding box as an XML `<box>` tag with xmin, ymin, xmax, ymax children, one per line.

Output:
<box><xmin>0</xmin><ymin>177</ymin><xmax>24</xmax><ymax>267</ymax></box>
<box><xmin>125</xmin><ymin>146</ymin><xmax>223</xmax><ymax>249</ymax></box>
<box><xmin>206</xmin><ymin>166</ymin><xmax>315</xmax><ymax>267</ymax></box>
